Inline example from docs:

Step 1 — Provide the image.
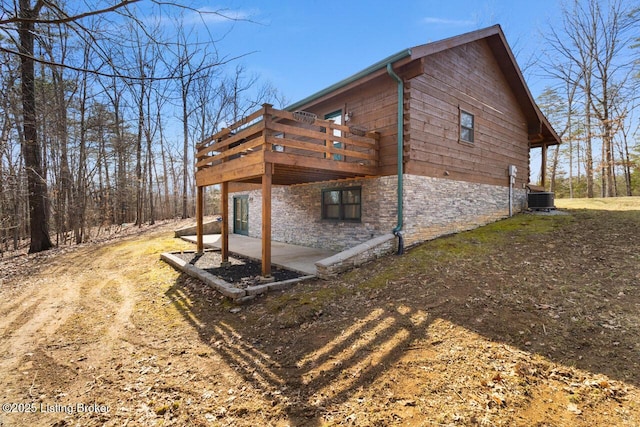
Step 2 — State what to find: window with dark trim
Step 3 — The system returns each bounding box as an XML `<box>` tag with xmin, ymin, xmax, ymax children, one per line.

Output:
<box><xmin>322</xmin><ymin>187</ymin><xmax>361</xmax><ymax>221</ymax></box>
<box><xmin>460</xmin><ymin>109</ymin><xmax>474</xmax><ymax>143</ymax></box>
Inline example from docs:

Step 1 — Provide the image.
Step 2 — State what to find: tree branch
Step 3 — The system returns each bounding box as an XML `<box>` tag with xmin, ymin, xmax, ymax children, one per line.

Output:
<box><xmin>0</xmin><ymin>43</ymin><xmax>255</xmax><ymax>81</ymax></box>
<box><xmin>0</xmin><ymin>0</ymin><xmax>141</xmax><ymax>25</ymax></box>
<box><xmin>150</xmin><ymin>1</ymin><xmax>259</xmax><ymax>24</ymax></box>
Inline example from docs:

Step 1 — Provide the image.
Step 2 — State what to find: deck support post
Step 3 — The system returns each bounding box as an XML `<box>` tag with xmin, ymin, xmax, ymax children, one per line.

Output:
<box><xmin>221</xmin><ymin>181</ymin><xmax>229</xmax><ymax>264</ymax></box>
<box><xmin>196</xmin><ymin>186</ymin><xmax>204</xmax><ymax>254</ymax></box>
<box><xmin>261</xmin><ymin>164</ymin><xmax>272</xmax><ymax>278</ymax></box>
<box><xmin>541</xmin><ymin>143</ymin><xmax>547</xmax><ymax>189</ymax></box>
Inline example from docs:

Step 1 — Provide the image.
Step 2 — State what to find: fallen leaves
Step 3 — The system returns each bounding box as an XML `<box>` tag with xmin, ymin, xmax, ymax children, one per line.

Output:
<box><xmin>1</xmin><ymin>211</ymin><xmax>639</xmax><ymax>426</ymax></box>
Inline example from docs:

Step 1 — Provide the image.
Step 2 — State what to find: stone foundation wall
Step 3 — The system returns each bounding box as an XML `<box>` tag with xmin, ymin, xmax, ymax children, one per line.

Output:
<box><xmin>402</xmin><ymin>175</ymin><xmax>526</xmax><ymax>247</ymax></box>
<box><xmin>228</xmin><ymin>174</ymin><xmax>526</xmax><ymax>252</ymax></box>
<box><xmin>228</xmin><ymin>176</ymin><xmax>398</xmax><ymax>252</ymax></box>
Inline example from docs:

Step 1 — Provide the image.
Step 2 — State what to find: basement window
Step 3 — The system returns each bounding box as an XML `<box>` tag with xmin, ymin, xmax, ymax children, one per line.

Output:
<box><xmin>322</xmin><ymin>187</ymin><xmax>361</xmax><ymax>221</ymax></box>
<box><xmin>460</xmin><ymin>109</ymin><xmax>474</xmax><ymax>144</ymax></box>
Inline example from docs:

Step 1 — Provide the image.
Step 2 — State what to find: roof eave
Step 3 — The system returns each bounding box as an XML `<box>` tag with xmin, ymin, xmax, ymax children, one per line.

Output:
<box><xmin>285</xmin><ymin>24</ymin><xmax>562</xmax><ymax>148</ymax></box>
<box><xmin>412</xmin><ymin>24</ymin><xmax>562</xmax><ymax>148</ymax></box>
<box><xmin>285</xmin><ymin>49</ymin><xmax>412</xmax><ymax>112</ymax></box>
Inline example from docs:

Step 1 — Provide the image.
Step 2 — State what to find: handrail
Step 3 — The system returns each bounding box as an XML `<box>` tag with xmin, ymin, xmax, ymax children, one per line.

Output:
<box><xmin>196</xmin><ymin>120</ymin><xmax>265</xmax><ymax>159</ymax></box>
<box><xmin>196</xmin><ymin>104</ymin><xmax>380</xmax><ymax>171</ymax></box>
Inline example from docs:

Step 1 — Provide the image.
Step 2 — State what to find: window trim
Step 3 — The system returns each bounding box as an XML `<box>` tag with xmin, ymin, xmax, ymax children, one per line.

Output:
<box><xmin>321</xmin><ymin>187</ymin><xmax>361</xmax><ymax>222</ymax></box>
<box><xmin>459</xmin><ymin>108</ymin><xmax>475</xmax><ymax>144</ymax></box>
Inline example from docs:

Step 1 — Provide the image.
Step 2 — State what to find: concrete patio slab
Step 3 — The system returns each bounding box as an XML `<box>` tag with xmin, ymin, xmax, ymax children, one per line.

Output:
<box><xmin>179</xmin><ymin>234</ymin><xmax>336</xmax><ymax>276</ymax></box>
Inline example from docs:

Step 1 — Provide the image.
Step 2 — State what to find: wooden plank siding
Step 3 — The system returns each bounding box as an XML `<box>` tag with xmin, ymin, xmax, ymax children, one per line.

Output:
<box><xmin>293</xmin><ymin>75</ymin><xmax>401</xmax><ymax>176</ymax></box>
<box><xmin>405</xmin><ymin>39</ymin><xmax>530</xmax><ymax>188</ymax></box>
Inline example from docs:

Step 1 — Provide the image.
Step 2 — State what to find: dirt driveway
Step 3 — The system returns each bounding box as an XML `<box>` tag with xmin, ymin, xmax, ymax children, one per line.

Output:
<box><xmin>0</xmin><ymin>207</ymin><xmax>638</xmax><ymax>426</ymax></box>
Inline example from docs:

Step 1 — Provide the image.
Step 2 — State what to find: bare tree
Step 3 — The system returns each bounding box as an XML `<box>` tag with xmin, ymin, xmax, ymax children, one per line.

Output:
<box><xmin>127</xmin><ymin>24</ymin><xmax>154</xmax><ymax>226</ymax></box>
<box><xmin>73</xmin><ymin>40</ymin><xmax>96</xmax><ymax>243</ymax></box>
<box><xmin>223</xmin><ymin>65</ymin><xmax>283</xmax><ymax>123</ymax></box>
<box><xmin>39</xmin><ymin>18</ymin><xmax>79</xmax><ymax>245</ymax></box>
<box><xmin>191</xmin><ymin>66</ymin><xmax>225</xmax><ymax>141</ymax></box>
<box><xmin>537</xmin><ymin>86</ymin><xmax>577</xmax><ymax>193</ymax></box>
<box><xmin>16</xmin><ymin>0</ymin><xmax>53</xmax><ymax>252</ymax></box>
<box><xmin>0</xmin><ymin>1</ymin><xmax>266</xmax><ymax>251</ymax></box>
<box><xmin>544</xmin><ymin>0</ymin><xmax>639</xmax><ymax>198</ymax></box>
<box><xmin>612</xmin><ymin>93</ymin><xmax>638</xmax><ymax>196</ymax></box>
<box><xmin>97</xmin><ymin>67</ymin><xmax>130</xmax><ymax>225</ymax></box>
<box><xmin>0</xmin><ymin>44</ymin><xmax>25</xmax><ymax>251</ymax></box>
<box><xmin>587</xmin><ymin>0</ymin><xmax>637</xmax><ymax>196</ymax></box>
<box><xmin>167</xmin><ymin>23</ymin><xmax>219</xmax><ymax>220</ymax></box>
<box><xmin>1</xmin><ymin>0</ymin><xmax>149</xmax><ymax>252</ymax></box>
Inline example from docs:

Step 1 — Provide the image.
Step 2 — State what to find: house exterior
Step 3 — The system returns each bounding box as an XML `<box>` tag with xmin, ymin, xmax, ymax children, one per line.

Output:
<box><xmin>194</xmin><ymin>25</ymin><xmax>560</xmax><ymax>277</ymax></box>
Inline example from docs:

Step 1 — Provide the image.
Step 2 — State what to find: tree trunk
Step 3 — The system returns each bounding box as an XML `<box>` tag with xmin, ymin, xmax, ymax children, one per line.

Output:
<box><xmin>146</xmin><ymin>118</ymin><xmax>155</xmax><ymax>225</ymax></box>
<box><xmin>19</xmin><ymin>0</ymin><xmax>53</xmax><ymax>253</ymax></box>
<box><xmin>182</xmin><ymin>91</ymin><xmax>189</xmax><ymax>219</ymax></box>
<box><xmin>52</xmin><ymin>64</ymin><xmax>74</xmax><ymax>243</ymax></box>
<box><xmin>602</xmin><ymin>113</ymin><xmax>615</xmax><ymax>198</ymax></box>
<box><xmin>135</xmin><ymin>78</ymin><xmax>145</xmax><ymax>226</ymax></box>
<box><xmin>75</xmin><ymin>52</ymin><xmax>90</xmax><ymax>244</ymax></box>
<box><xmin>584</xmin><ymin>100</ymin><xmax>594</xmax><ymax>198</ymax></box>
<box><xmin>160</xmin><ymin>125</ymin><xmax>170</xmax><ymax>219</ymax></box>
<box><xmin>568</xmin><ymin>125</ymin><xmax>573</xmax><ymax>199</ymax></box>
<box><xmin>622</xmin><ymin>127</ymin><xmax>633</xmax><ymax>197</ymax></box>
<box><xmin>113</xmin><ymin>91</ymin><xmax>127</xmax><ymax>225</ymax></box>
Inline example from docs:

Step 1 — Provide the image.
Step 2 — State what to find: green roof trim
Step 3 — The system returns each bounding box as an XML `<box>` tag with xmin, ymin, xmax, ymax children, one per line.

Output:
<box><xmin>285</xmin><ymin>49</ymin><xmax>412</xmax><ymax>112</ymax></box>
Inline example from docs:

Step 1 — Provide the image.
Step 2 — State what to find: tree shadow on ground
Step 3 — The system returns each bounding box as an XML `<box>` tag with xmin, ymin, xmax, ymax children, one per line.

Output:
<box><xmin>167</xmin><ymin>275</ymin><xmax>435</xmax><ymax>425</ymax></box>
<box><xmin>165</xmin><ymin>209</ymin><xmax>639</xmax><ymax>425</ymax></box>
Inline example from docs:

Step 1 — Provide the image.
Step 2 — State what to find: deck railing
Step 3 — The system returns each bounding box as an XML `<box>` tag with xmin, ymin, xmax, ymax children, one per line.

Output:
<box><xmin>195</xmin><ymin>104</ymin><xmax>379</xmax><ymax>182</ymax></box>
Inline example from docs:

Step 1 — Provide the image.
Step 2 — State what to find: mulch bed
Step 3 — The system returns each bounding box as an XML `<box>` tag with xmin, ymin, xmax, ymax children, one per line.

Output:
<box><xmin>172</xmin><ymin>250</ymin><xmax>303</xmax><ymax>287</ymax></box>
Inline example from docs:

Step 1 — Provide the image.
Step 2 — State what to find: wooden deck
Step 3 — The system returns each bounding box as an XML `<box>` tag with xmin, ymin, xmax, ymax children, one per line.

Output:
<box><xmin>195</xmin><ymin>104</ymin><xmax>380</xmax><ymax>187</ymax></box>
<box><xmin>194</xmin><ymin>104</ymin><xmax>381</xmax><ymax>278</ymax></box>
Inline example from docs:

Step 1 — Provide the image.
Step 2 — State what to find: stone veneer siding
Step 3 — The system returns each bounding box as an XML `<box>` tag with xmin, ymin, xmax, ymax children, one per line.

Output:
<box><xmin>401</xmin><ymin>175</ymin><xmax>526</xmax><ymax>247</ymax></box>
<box><xmin>227</xmin><ymin>174</ymin><xmax>526</xmax><ymax>252</ymax></box>
<box><xmin>228</xmin><ymin>176</ymin><xmax>398</xmax><ymax>252</ymax></box>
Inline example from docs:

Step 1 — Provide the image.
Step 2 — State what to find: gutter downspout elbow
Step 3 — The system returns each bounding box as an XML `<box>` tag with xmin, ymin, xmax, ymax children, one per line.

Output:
<box><xmin>387</xmin><ymin>63</ymin><xmax>404</xmax><ymax>255</ymax></box>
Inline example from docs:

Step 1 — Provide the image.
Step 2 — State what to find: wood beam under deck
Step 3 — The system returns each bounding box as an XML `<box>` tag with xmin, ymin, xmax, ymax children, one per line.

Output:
<box><xmin>197</xmin><ymin>153</ymin><xmax>378</xmax><ymax>187</ymax></box>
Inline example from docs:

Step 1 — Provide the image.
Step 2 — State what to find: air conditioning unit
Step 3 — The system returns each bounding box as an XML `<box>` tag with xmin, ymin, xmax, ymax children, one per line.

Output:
<box><xmin>528</xmin><ymin>192</ymin><xmax>555</xmax><ymax>210</ymax></box>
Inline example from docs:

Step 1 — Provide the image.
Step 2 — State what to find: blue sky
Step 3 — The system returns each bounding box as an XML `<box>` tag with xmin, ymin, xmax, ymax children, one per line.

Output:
<box><xmin>196</xmin><ymin>0</ymin><xmax>563</xmax><ymax>105</ymax></box>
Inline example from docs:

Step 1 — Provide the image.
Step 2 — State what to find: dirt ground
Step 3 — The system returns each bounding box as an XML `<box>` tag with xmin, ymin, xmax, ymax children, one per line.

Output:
<box><xmin>0</xmin><ymin>205</ymin><xmax>638</xmax><ymax>427</ymax></box>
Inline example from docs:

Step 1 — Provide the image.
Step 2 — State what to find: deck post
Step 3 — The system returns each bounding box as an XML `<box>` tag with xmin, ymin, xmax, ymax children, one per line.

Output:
<box><xmin>541</xmin><ymin>143</ymin><xmax>547</xmax><ymax>189</ymax></box>
<box><xmin>261</xmin><ymin>164</ymin><xmax>272</xmax><ymax>278</ymax></box>
<box><xmin>221</xmin><ymin>181</ymin><xmax>229</xmax><ymax>265</ymax></box>
<box><xmin>196</xmin><ymin>186</ymin><xmax>204</xmax><ymax>254</ymax></box>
